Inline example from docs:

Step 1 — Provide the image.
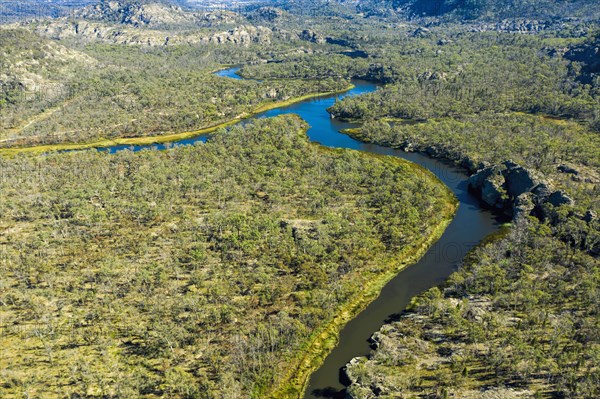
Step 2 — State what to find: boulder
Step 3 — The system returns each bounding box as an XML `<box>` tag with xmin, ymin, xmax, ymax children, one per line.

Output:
<box><xmin>468</xmin><ymin>165</ymin><xmax>507</xmax><ymax>209</ymax></box>
<box><xmin>547</xmin><ymin>190</ymin><xmax>575</xmax><ymax>207</ymax></box>
<box><xmin>532</xmin><ymin>182</ymin><xmax>553</xmax><ymax>203</ymax></box>
<box><xmin>504</xmin><ymin>165</ymin><xmax>541</xmax><ymax>198</ymax></box>
<box><xmin>513</xmin><ymin>193</ymin><xmax>535</xmax><ymax>219</ymax></box>
<box><xmin>343</xmin><ymin>357</ymin><xmax>366</xmax><ymax>386</ymax></box>
<box><xmin>369</xmin><ymin>331</ymin><xmax>384</xmax><ymax>349</ymax></box>
<box><xmin>481</xmin><ymin>175</ymin><xmax>506</xmax><ymax>209</ymax></box>
<box><xmin>558</xmin><ymin>164</ymin><xmax>579</xmax><ymax>175</ymax></box>
<box><xmin>413</xmin><ymin>27</ymin><xmax>431</xmax><ymax>37</ymax></box>
<box><xmin>583</xmin><ymin>210</ymin><xmax>597</xmax><ymax>223</ymax></box>
<box><xmin>299</xmin><ymin>29</ymin><xmax>325</xmax><ymax>44</ymax></box>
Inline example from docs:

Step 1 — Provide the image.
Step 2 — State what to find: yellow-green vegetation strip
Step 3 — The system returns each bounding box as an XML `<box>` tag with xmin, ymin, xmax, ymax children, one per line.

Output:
<box><xmin>268</xmin><ymin>154</ymin><xmax>458</xmax><ymax>399</ymax></box>
<box><xmin>1</xmin><ymin>115</ymin><xmax>457</xmax><ymax>398</ymax></box>
<box><xmin>0</xmin><ymin>85</ymin><xmax>354</xmax><ymax>157</ymax></box>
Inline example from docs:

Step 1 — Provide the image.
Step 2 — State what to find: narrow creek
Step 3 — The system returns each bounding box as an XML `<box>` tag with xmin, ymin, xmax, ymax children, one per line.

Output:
<box><xmin>100</xmin><ymin>67</ymin><xmax>500</xmax><ymax>398</ymax></box>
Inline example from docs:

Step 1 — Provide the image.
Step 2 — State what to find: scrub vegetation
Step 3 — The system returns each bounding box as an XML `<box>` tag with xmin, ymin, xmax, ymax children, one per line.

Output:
<box><xmin>0</xmin><ymin>115</ymin><xmax>455</xmax><ymax>398</ymax></box>
<box><xmin>1</xmin><ymin>0</ymin><xmax>599</xmax><ymax>398</ymax></box>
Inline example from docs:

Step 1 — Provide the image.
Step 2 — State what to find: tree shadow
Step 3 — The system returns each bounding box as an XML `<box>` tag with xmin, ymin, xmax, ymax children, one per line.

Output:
<box><xmin>308</xmin><ymin>387</ymin><xmax>346</xmax><ymax>399</ymax></box>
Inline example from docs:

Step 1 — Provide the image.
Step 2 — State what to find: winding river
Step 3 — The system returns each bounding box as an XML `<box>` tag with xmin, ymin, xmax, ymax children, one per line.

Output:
<box><xmin>101</xmin><ymin>67</ymin><xmax>500</xmax><ymax>398</ymax></box>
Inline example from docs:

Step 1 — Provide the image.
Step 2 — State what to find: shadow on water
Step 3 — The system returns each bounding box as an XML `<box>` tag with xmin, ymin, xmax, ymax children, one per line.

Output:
<box><xmin>82</xmin><ymin>67</ymin><xmax>501</xmax><ymax>398</ymax></box>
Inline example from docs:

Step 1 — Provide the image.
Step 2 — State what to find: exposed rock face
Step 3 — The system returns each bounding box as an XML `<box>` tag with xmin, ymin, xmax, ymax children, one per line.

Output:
<box><xmin>29</xmin><ymin>20</ymin><xmax>272</xmax><ymax>47</ymax></box>
<box><xmin>513</xmin><ymin>193</ymin><xmax>535</xmax><ymax>220</ymax></box>
<box><xmin>468</xmin><ymin>161</ymin><xmax>574</xmax><ymax>218</ymax></box>
<box><xmin>547</xmin><ymin>190</ymin><xmax>575</xmax><ymax>207</ymax></box>
<box><xmin>504</xmin><ymin>163</ymin><xmax>542</xmax><ymax>197</ymax></box>
<box><xmin>480</xmin><ymin>172</ymin><xmax>506</xmax><ymax>209</ymax></box>
<box><xmin>73</xmin><ymin>1</ymin><xmax>239</xmax><ymax>27</ymax></box>
<box><xmin>583</xmin><ymin>210</ymin><xmax>597</xmax><ymax>223</ymax></box>
<box><xmin>204</xmin><ymin>26</ymin><xmax>272</xmax><ymax>46</ymax></box>
<box><xmin>468</xmin><ymin>19</ymin><xmax>556</xmax><ymax>33</ymax></box>
<box><xmin>412</xmin><ymin>27</ymin><xmax>431</xmax><ymax>37</ymax></box>
<box><xmin>557</xmin><ymin>164</ymin><xmax>580</xmax><ymax>175</ymax></box>
<box><xmin>249</xmin><ymin>6</ymin><xmax>285</xmax><ymax>22</ymax></box>
<box><xmin>20</xmin><ymin>0</ymin><xmax>264</xmax><ymax>47</ymax></box>
<box><xmin>467</xmin><ymin>165</ymin><xmax>508</xmax><ymax>209</ymax></box>
<box><xmin>299</xmin><ymin>29</ymin><xmax>325</xmax><ymax>44</ymax></box>
<box><xmin>564</xmin><ymin>35</ymin><xmax>600</xmax><ymax>84</ymax></box>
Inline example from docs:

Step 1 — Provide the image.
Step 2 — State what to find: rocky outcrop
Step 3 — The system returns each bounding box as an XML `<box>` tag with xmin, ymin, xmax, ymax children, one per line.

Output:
<box><xmin>468</xmin><ymin>165</ymin><xmax>507</xmax><ymax>209</ymax></box>
<box><xmin>203</xmin><ymin>26</ymin><xmax>272</xmax><ymax>46</ymax></box>
<box><xmin>73</xmin><ymin>1</ymin><xmax>239</xmax><ymax>28</ymax></box>
<box><xmin>299</xmin><ymin>29</ymin><xmax>325</xmax><ymax>44</ymax></box>
<box><xmin>564</xmin><ymin>35</ymin><xmax>600</xmax><ymax>84</ymax></box>
<box><xmin>547</xmin><ymin>190</ymin><xmax>575</xmax><ymax>207</ymax></box>
<box><xmin>29</xmin><ymin>20</ymin><xmax>272</xmax><ymax>47</ymax></box>
<box><xmin>467</xmin><ymin>19</ymin><xmax>557</xmax><ymax>33</ymax></box>
<box><xmin>468</xmin><ymin>161</ymin><xmax>574</xmax><ymax>218</ymax></box>
<box><xmin>412</xmin><ymin>27</ymin><xmax>431</xmax><ymax>37</ymax></box>
<box><xmin>249</xmin><ymin>6</ymin><xmax>285</xmax><ymax>22</ymax></box>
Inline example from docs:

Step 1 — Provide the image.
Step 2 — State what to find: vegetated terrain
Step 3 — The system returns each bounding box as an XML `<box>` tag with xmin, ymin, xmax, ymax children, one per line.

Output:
<box><xmin>324</xmin><ymin>31</ymin><xmax>599</xmax><ymax>130</ymax></box>
<box><xmin>1</xmin><ymin>0</ymin><xmax>600</xmax><ymax>398</ymax></box>
<box><xmin>340</xmin><ymin>86</ymin><xmax>600</xmax><ymax>399</ymax></box>
<box><xmin>0</xmin><ymin>115</ymin><xmax>456</xmax><ymax>398</ymax></box>
<box><xmin>253</xmin><ymin>4</ymin><xmax>600</xmax><ymax>397</ymax></box>
<box><xmin>0</xmin><ymin>0</ymin><xmax>97</xmax><ymax>24</ymax></box>
<box><xmin>345</xmin><ymin>214</ymin><xmax>600</xmax><ymax>398</ymax></box>
<box><xmin>0</xmin><ymin>0</ymin><xmax>354</xmax><ymax>150</ymax></box>
<box><xmin>260</xmin><ymin>0</ymin><xmax>600</xmax><ymax>21</ymax></box>
<box><xmin>0</xmin><ymin>27</ymin><xmax>346</xmax><ymax>149</ymax></box>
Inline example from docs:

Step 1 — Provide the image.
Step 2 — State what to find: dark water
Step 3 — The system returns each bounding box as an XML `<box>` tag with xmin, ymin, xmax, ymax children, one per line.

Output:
<box><xmin>97</xmin><ymin>68</ymin><xmax>500</xmax><ymax>397</ymax></box>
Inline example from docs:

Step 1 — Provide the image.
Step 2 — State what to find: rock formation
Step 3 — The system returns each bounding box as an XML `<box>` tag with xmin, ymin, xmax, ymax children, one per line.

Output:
<box><xmin>468</xmin><ymin>161</ymin><xmax>574</xmax><ymax>219</ymax></box>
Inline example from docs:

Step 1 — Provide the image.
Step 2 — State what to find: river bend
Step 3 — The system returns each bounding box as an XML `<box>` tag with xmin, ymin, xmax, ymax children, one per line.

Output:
<box><xmin>102</xmin><ymin>67</ymin><xmax>500</xmax><ymax>398</ymax></box>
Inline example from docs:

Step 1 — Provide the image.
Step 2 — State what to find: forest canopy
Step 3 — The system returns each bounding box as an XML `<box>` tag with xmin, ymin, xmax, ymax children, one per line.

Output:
<box><xmin>0</xmin><ymin>115</ymin><xmax>455</xmax><ymax>398</ymax></box>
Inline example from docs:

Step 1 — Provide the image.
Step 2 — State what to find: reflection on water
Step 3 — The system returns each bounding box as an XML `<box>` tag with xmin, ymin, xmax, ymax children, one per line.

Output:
<box><xmin>93</xmin><ymin>67</ymin><xmax>500</xmax><ymax>398</ymax></box>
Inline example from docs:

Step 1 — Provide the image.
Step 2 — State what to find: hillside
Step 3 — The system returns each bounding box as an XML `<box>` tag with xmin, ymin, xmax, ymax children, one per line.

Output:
<box><xmin>259</xmin><ymin>0</ymin><xmax>600</xmax><ymax>21</ymax></box>
<box><xmin>72</xmin><ymin>0</ymin><xmax>240</xmax><ymax>28</ymax></box>
<box><xmin>355</xmin><ymin>0</ymin><xmax>600</xmax><ymax>20</ymax></box>
<box><xmin>0</xmin><ymin>16</ymin><xmax>347</xmax><ymax>150</ymax></box>
<box><xmin>16</xmin><ymin>0</ymin><xmax>273</xmax><ymax>46</ymax></box>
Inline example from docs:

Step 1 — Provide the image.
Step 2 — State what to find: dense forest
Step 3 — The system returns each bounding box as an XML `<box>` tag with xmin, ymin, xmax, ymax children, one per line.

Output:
<box><xmin>241</xmin><ymin>31</ymin><xmax>600</xmax><ymax>131</ymax></box>
<box><xmin>0</xmin><ymin>115</ymin><xmax>455</xmax><ymax>398</ymax></box>
<box><xmin>1</xmin><ymin>0</ymin><xmax>599</xmax><ymax>398</ymax></box>
<box><xmin>329</xmin><ymin>22</ymin><xmax>600</xmax><ymax>397</ymax></box>
<box><xmin>0</xmin><ymin>28</ymin><xmax>348</xmax><ymax>149</ymax></box>
<box><xmin>346</xmin><ymin>214</ymin><xmax>600</xmax><ymax>398</ymax></box>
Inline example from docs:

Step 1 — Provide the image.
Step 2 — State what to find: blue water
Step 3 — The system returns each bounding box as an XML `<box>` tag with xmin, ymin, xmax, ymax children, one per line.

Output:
<box><xmin>214</xmin><ymin>66</ymin><xmax>243</xmax><ymax>79</ymax></box>
<box><xmin>85</xmin><ymin>67</ymin><xmax>499</xmax><ymax>398</ymax></box>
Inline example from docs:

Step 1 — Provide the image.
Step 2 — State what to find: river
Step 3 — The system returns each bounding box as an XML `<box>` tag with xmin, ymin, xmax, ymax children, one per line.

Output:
<box><xmin>102</xmin><ymin>67</ymin><xmax>500</xmax><ymax>398</ymax></box>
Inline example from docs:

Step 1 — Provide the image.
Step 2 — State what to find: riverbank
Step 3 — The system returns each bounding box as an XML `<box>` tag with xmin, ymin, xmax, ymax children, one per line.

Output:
<box><xmin>269</xmin><ymin>154</ymin><xmax>459</xmax><ymax>399</ymax></box>
<box><xmin>0</xmin><ymin>85</ymin><xmax>355</xmax><ymax>157</ymax></box>
<box><xmin>0</xmin><ymin>114</ymin><xmax>460</xmax><ymax>399</ymax></box>
<box><xmin>336</xmin><ymin>112</ymin><xmax>599</xmax><ymax>398</ymax></box>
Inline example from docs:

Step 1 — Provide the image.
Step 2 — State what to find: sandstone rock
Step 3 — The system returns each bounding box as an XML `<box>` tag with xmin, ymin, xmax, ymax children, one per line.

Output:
<box><xmin>583</xmin><ymin>210</ymin><xmax>597</xmax><ymax>223</ymax></box>
<box><xmin>481</xmin><ymin>175</ymin><xmax>506</xmax><ymax>209</ymax></box>
<box><xmin>532</xmin><ymin>182</ymin><xmax>553</xmax><ymax>203</ymax></box>
<box><xmin>547</xmin><ymin>190</ymin><xmax>575</xmax><ymax>207</ymax></box>
<box><xmin>468</xmin><ymin>165</ymin><xmax>507</xmax><ymax>209</ymax></box>
<box><xmin>413</xmin><ymin>27</ymin><xmax>430</xmax><ymax>37</ymax></box>
<box><xmin>343</xmin><ymin>356</ymin><xmax>367</xmax><ymax>386</ymax></box>
<box><xmin>558</xmin><ymin>164</ymin><xmax>579</xmax><ymax>175</ymax></box>
<box><xmin>369</xmin><ymin>331</ymin><xmax>384</xmax><ymax>349</ymax></box>
<box><xmin>299</xmin><ymin>29</ymin><xmax>325</xmax><ymax>44</ymax></box>
<box><xmin>513</xmin><ymin>193</ymin><xmax>535</xmax><ymax>219</ymax></box>
<box><xmin>504</xmin><ymin>165</ymin><xmax>541</xmax><ymax>198</ymax></box>
<box><xmin>250</xmin><ymin>7</ymin><xmax>284</xmax><ymax>22</ymax></box>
